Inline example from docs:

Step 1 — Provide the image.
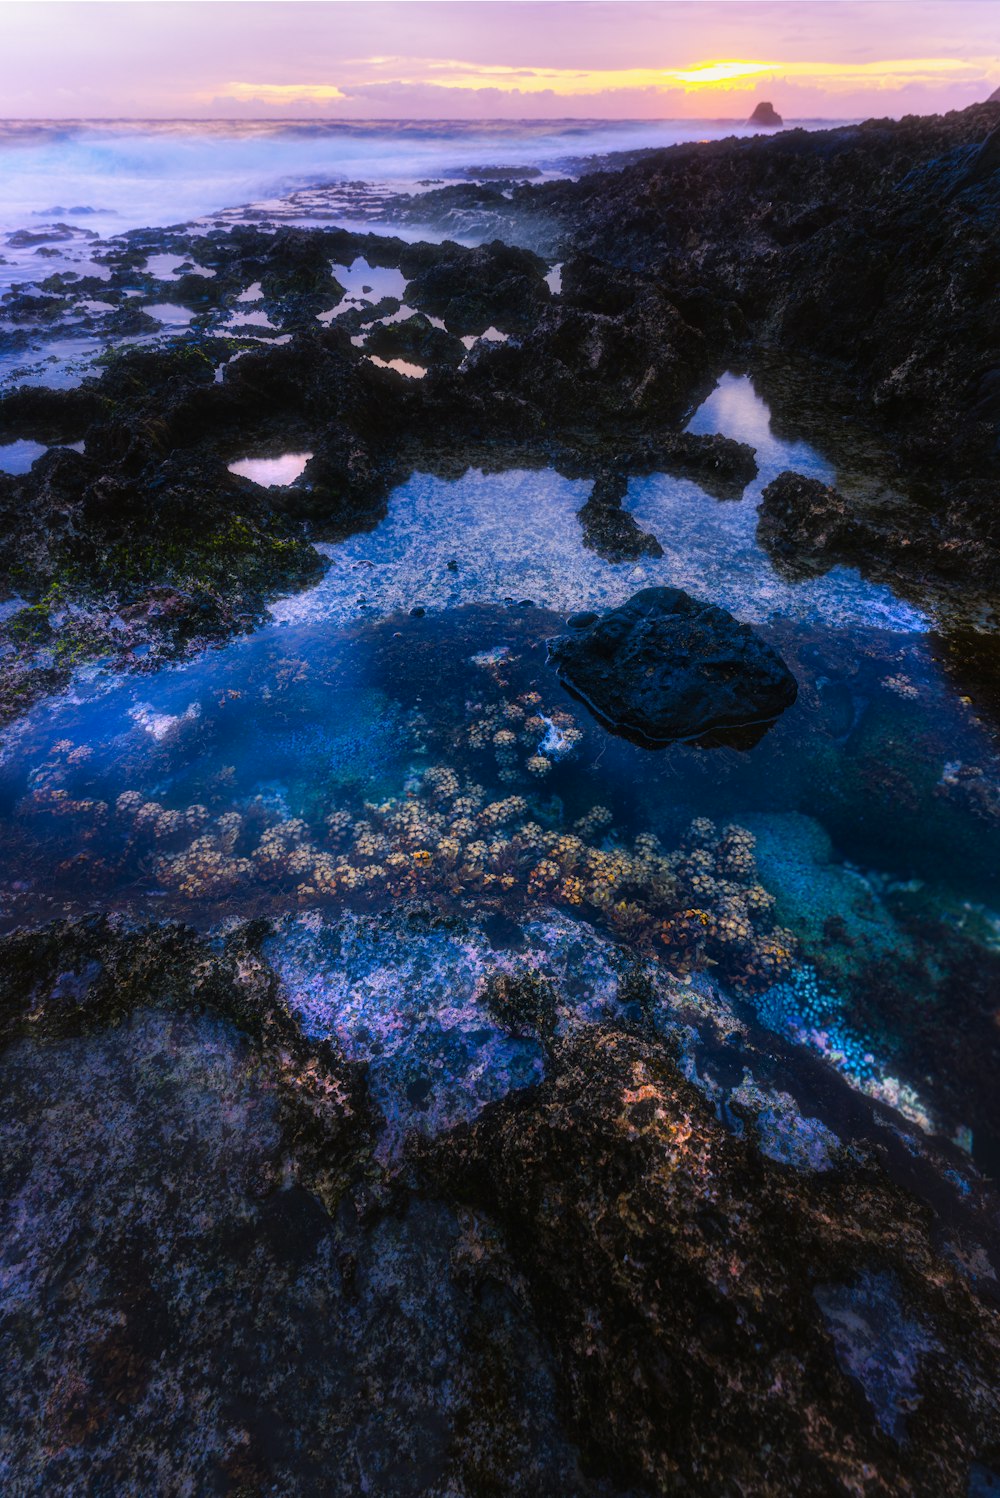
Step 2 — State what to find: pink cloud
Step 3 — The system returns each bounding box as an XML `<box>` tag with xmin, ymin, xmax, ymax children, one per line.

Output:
<box><xmin>2</xmin><ymin>1</ymin><xmax>998</xmax><ymax>119</ymax></box>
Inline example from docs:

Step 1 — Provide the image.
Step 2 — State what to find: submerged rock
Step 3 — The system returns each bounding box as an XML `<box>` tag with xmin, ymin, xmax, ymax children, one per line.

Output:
<box><xmin>548</xmin><ymin>587</ymin><xmax>798</xmax><ymax>747</ymax></box>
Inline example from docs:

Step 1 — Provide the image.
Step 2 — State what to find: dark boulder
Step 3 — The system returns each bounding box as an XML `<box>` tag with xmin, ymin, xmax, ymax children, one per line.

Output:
<box><xmin>616</xmin><ymin>431</ymin><xmax>758</xmax><ymax>501</ymax></box>
<box><xmin>548</xmin><ymin>587</ymin><xmax>797</xmax><ymax>747</ymax></box>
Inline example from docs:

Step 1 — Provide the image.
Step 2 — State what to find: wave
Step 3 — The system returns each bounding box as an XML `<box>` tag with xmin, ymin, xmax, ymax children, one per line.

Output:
<box><xmin>0</xmin><ymin>117</ymin><xmax>847</xmax><ymax>236</ymax></box>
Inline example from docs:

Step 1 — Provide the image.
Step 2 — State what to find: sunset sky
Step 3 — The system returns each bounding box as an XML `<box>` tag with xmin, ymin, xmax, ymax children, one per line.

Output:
<box><xmin>4</xmin><ymin>0</ymin><xmax>999</xmax><ymax>120</ymax></box>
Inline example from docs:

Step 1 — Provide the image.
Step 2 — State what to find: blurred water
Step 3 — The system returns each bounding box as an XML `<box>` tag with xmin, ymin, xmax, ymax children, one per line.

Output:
<box><xmin>0</xmin><ymin>117</ymin><xmax>837</xmax><ymax>235</ymax></box>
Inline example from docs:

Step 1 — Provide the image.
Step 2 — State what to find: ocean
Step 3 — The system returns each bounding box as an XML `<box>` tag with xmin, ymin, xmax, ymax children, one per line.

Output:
<box><xmin>0</xmin><ymin>116</ymin><xmax>838</xmax><ymax>234</ymax></box>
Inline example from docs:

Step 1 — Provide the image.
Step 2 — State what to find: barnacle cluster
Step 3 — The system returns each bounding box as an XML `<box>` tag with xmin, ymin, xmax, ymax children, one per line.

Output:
<box><xmin>656</xmin><ymin>819</ymin><xmax>795</xmax><ymax>986</ymax></box>
<box><xmin>22</xmin><ymin>741</ymin><xmax>111</xmax><ymax>831</ymax></box>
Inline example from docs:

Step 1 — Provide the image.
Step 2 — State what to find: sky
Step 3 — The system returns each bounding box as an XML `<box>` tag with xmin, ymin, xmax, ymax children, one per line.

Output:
<box><xmin>2</xmin><ymin>0</ymin><xmax>999</xmax><ymax>120</ymax></box>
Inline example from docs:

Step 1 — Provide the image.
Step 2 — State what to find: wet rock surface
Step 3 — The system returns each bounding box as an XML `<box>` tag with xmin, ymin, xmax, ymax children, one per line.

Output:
<box><xmin>549</xmin><ymin>587</ymin><xmax>799</xmax><ymax>747</ymax></box>
<box><xmin>0</xmin><ymin>1003</ymin><xmax>613</xmax><ymax>1496</ymax></box>
<box><xmin>1</xmin><ymin>104</ymin><xmax>1000</xmax><ymax>1496</ymax></box>
<box><xmin>427</xmin><ymin>1025</ymin><xmax>1000</xmax><ymax>1495</ymax></box>
<box><xmin>2</xmin><ymin>911</ymin><xmax>999</xmax><ymax>1495</ymax></box>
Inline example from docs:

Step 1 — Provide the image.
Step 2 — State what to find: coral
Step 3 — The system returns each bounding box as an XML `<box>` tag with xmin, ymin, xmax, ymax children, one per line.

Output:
<box><xmin>23</xmin><ymin>735</ymin><xmax>793</xmax><ymax>995</ymax></box>
<box><xmin>463</xmin><ymin>686</ymin><xmax>583</xmax><ymax>783</ymax></box>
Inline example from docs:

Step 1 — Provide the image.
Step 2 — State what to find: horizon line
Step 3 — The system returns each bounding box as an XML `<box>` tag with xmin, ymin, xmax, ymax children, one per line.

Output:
<box><xmin>0</xmin><ymin>112</ymin><xmax>874</xmax><ymax>124</ymax></box>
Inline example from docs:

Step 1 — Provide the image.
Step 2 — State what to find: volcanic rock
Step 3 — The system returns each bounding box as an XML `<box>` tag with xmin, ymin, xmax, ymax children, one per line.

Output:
<box><xmin>405</xmin><ymin>238</ymin><xmax>550</xmax><ymax>336</ymax></box>
<box><xmin>548</xmin><ymin>587</ymin><xmax>797</xmax><ymax>747</ymax></box>
<box><xmin>756</xmin><ymin>470</ymin><xmax>856</xmax><ymax>577</ymax></box>
<box><xmin>748</xmin><ymin>101</ymin><xmax>783</xmax><ymax>127</ymax></box>
<box><xmin>427</xmin><ymin>1026</ymin><xmax>1000</xmax><ymax>1495</ymax></box>
<box><xmin>576</xmin><ymin>472</ymin><xmax>664</xmax><ymax>561</ymax></box>
<box><xmin>363</xmin><ymin>312</ymin><xmax>466</xmax><ymax>368</ymax></box>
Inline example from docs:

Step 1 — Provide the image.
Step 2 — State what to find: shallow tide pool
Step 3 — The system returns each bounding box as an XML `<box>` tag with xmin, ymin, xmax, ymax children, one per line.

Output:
<box><xmin>1</xmin><ymin>373</ymin><xmax>998</xmax><ymax>1164</ymax></box>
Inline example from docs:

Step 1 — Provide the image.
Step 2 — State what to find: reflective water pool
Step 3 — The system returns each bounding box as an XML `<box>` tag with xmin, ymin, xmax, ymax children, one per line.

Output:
<box><xmin>228</xmin><ymin>450</ymin><xmax>314</xmax><ymax>486</ymax></box>
<box><xmin>1</xmin><ymin>373</ymin><xmax>998</xmax><ymax>1163</ymax></box>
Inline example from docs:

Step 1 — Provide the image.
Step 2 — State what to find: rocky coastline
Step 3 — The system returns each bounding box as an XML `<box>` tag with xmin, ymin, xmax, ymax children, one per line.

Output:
<box><xmin>1</xmin><ymin>102</ymin><xmax>998</xmax><ymax>725</ymax></box>
<box><xmin>1</xmin><ymin>103</ymin><xmax>1000</xmax><ymax>1494</ymax></box>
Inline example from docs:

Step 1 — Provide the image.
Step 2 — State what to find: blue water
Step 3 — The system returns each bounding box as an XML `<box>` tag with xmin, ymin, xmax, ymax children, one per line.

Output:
<box><xmin>1</xmin><ymin>377</ymin><xmax>997</xmax><ymax>1137</ymax></box>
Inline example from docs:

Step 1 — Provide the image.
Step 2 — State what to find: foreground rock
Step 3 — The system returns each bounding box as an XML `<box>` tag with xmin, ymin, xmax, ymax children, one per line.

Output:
<box><xmin>548</xmin><ymin>587</ymin><xmax>798</xmax><ymax>747</ymax></box>
<box><xmin>428</xmin><ymin>1026</ymin><xmax>1000</xmax><ymax>1495</ymax></box>
<box><xmin>3</xmin><ymin>903</ymin><xmax>1000</xmax><ymax>1494</ymax></box>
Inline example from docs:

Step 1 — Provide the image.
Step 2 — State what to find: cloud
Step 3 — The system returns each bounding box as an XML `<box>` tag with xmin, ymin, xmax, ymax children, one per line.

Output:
<box><xmin>6</xmin><ymin>2</ymin><xmax>1000</xmax><ymax>120</ymax></box>
<box><xmin>223</xmin><ymin>81</ymin><xmax>348</xmax><ymax>105</ymax></box>
<box><xmin>215</xmin><ymin>53</ymin><xmax>1000</xmax><ymax>110</ymax></box>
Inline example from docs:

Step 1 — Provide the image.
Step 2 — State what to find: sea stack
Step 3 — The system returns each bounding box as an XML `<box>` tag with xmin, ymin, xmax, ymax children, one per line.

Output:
<box><xmin>748</xmin><ymin>100</ymin><xmax>783</xmax><ymax>127</ymax></box>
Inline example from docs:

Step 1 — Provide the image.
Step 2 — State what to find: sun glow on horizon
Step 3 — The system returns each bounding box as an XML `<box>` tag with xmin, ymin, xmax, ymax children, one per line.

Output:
<box><xmin>668</xmin><ymin>61</ymin><xmax>776</xmax><ymax>86</ymax></box>
<box><xmin>216</xmin><ymin>53</ymin><xmax>1000</xmax><ymax>108</ymax></box>
<box><xmin>4</xmin><ymin>2</ymin><xmax>1000</xmax><ymax>122</ymax></box>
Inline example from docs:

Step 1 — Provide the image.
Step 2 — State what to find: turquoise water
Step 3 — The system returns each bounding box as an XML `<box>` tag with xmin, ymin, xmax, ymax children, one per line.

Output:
<box><xmin>1</xmin><ymin>372</ymin><xmax>998</xmax><ymax>1159</ymax></box>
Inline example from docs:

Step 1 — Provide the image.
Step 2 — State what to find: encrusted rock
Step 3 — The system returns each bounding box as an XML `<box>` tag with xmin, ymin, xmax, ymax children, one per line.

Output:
<box><xmin>576</xmin><ymin>472</ymin><xmax>663</xmax><ymax>561</ymax></box>
<box><xmin>427</xmin><ymin>1026</ymin><xmax>1000</xmax><ymax>1495</ymax></box>
<box><xmin>548</xmin><ymin>587</ymin><xmax>798</xmax><ymax>747</ymax></box>
<box><xmin>757</xmin><ymin>469</ymin><xmax>856</xmax><ymax>577</ymax></box>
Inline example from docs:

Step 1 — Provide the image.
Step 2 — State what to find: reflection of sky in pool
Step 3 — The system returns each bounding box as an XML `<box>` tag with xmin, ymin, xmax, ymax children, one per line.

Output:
<box><xmin>0</xmin><ymin>439</ymin><xmax>49</xmax><ymax>475</ymax></box>
<box><xmin>228</xmin><ymin>451</ymin><xmax>313</xmax><ymax>486</ymax></box>
<box><xmin>269</xmin><ymin>374</ymin><xmax>925</xmax><ymax>635</ymax></box>
<box><xmin>143</xmin><ymin>302</ymin><xmax>196</xmax><ymax>326</ymax></box>
<box><xmin>332</xmin><ymin>256</ymin><xmax>409</xmax><ymax>305</ymax></box>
